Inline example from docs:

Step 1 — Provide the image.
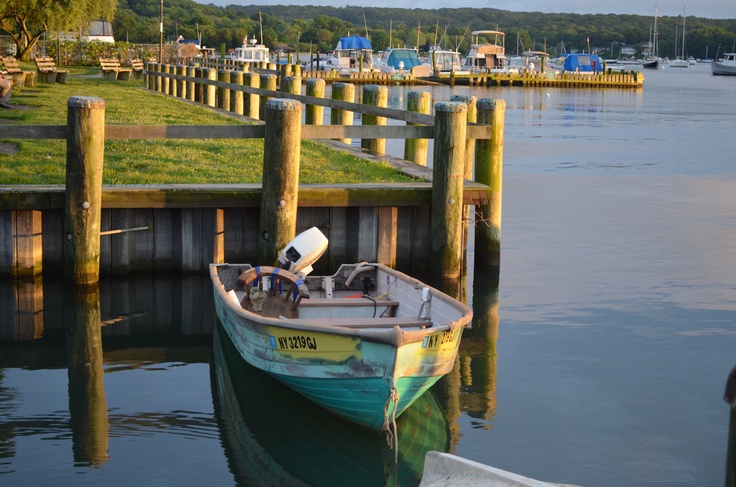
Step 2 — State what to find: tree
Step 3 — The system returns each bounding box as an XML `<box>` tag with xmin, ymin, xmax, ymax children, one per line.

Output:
<box><xmin>0</xmin><ymin>0</ymin><xmax>118</xmax><ymax>61</ymax></box>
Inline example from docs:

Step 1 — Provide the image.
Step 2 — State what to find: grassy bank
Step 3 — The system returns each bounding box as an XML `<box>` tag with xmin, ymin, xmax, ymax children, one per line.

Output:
<box><xmin>0</xmin><ymin>67</ymin><xmax>417</xmax><ymax>185</ymax></box>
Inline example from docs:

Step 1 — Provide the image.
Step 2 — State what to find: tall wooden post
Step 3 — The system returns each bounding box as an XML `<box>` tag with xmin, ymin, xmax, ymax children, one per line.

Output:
<box><xmin>194</xmin><ymin>67</ymin><xmax>203</xmax><ymax>103</ymax></box>
<box><xmin>186</xmin><ymin>65</ymin><xmax>196</xmax><ymax>102</ymax></box>
<box><xmin>231</xmin><ymin>70</ymin><xmax>244</xmax><ymax>115</ymax></box>
<box><xmin>360</xmin><ymin>84</ymin><xmax>387</xmax><ymax>155</ymax></box>
<box><xmin>450</xmin><ymin>94</ymin><xmax>477</xmax><ymax>260</ymax></box>
<box><xmin>281</xmin><ymin>75</ymin><xmax>302</xmax><ymax>96</ymax></box>
<box><xmin>244</xmin><ymin>72</ymin><xmax>260</xmax><ymax>119</ymax></box>
<box><xmin>64</xmin><ymin>96</ymin><xmax>105</xmax><ymax>285</ymax></box>
<box><xmin>162</xmin><ymin>64</ymin><xmax>170</xmax><ymax>95</ymax></box>
<box><xmin>259</xmin><ymin>74</ymin><xmax>278</xmax><ymax>121</ymax></box>
<box><xmin>331</xmin><ymin>82</ymin><xmax>355</xmax><ymax>145</ymax></box>
<box><xmin>205</xmin><ymin>68</ymin><xmax>217</xmax><ymax>108</ymax></box>
<box><xmin>305</xmin><ymin>78</ymin><xmax>325</xmax><ymax>125</ymax></box>
<box><xmin>169</xmin><ymin>64</ymin><xmax>178</xmax><ymax>98</ymax></box>
<box><xmin>258</xmin><ymin>99</ymin><xmax>303</xmax><ymax>265</ymax></box>
<box><xmin>218</xmin><ymin>69</ymin><xmax>230</xmax><ymax>111</ymax></box>
<box><xmin>177</xmin><ymin>65</ymin><xmax>187</xmax><ymax>100</ymax></box>
<box><xmin>430</xmin><ymin>101</ymin><xmax>467</xmax><ymax>280</ymax></box>
<box><xmin>404</xmin><ymin>90</ymin><xmax>431</xmax><ymax>166</ymax></box>
<box><xmin>474</xmin><ymin>98</ymin><xmax>505</xmax><ymax>268</ymax></box>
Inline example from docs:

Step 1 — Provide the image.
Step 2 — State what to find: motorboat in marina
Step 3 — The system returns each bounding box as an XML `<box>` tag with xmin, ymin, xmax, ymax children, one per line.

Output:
<box><xmin>462</xmin><ymin>30</ymin><xmax>507</xmax><ymax>73</ymax></box>
<box><xmin>712</xmin><ymin>53</ymin><xmax>736</xmax><ymax>75</ymax></box>
<box><xmin>229</xmin><ymin>36</ymin><xmax>270</xmax><ymax>64</ymax></box>
<box><xmin>427</xmin><ymin>45</ymin><xmax>468</xmax><ymax>75</ymax></box>
<box><xmin>375</xmin><ymin>47</ymin><xmax>431</xmax><ymax>77</ymax></box>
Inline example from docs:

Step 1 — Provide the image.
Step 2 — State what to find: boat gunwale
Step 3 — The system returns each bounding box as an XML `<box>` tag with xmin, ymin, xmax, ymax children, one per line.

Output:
<box><xmin>209</xmin><ymin>262</ymin><xmax>472</xmax><ymax>347</ymax></box>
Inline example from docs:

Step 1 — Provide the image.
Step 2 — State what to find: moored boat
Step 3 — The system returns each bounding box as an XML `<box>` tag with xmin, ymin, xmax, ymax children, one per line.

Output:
<box><xmin>712</xmin><ymin>53</ymin><xmax>736</xmax><ymax>75</ymax></box>
<box><xmin>462</xmin><ymin>29</ymin><xmax>507</xmax><ymax>73</ymax></box>
<box><xmin>228</xmin><ymin>36</ymin><xmax>269</xmax><ymax>64</ymax></box>
<box><xmin>210</xmin><ymin>227</ymin><xmax>472</xmax><ymax>431</ymax></box>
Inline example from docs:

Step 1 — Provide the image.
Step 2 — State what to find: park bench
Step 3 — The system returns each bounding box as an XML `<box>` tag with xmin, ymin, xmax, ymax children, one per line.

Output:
<box><xmin>99</xmin><ymin>58</ymin><xmax>132</xmax><ymax>81</ymax></box>
<box><xmin>34</xmin><ymin>57</ymin><xmax>68</xmax><ymax>84</ymax></box>
<box><xmin>130</xmin><ymin>59</ymin><xmax>144</xmax><ymax>79</ymax></box>
<box><xmin>1</xmin><ymin>56</ymin><xmax>35</xmax><ymax>87</ymax></box>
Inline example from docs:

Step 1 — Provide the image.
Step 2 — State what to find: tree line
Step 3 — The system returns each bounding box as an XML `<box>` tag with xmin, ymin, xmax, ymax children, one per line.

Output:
<box><xmin>3</xmin><ymin>0</ymin><xmax>736</xmax><ymax>61</ymax></box>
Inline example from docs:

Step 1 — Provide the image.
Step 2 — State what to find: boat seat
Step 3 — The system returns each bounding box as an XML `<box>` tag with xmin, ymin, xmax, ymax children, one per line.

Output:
<box><xmin>279</xmin><ymin>317</ymin><xmax>430</xmax><ymax>329</ymax></box>
<box><xmin>299</xmin><ymin>297</ymin><xmax>400</xmax><ymax>308</ymax></box>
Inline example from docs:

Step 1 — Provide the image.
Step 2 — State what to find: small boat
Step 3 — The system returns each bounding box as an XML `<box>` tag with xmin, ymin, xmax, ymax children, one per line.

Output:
<box><xmin>427</xmin><ymin>45</ymin><xmax>468</xmax><ymax>75</ymax></box>
<box><xmin>712</xmin><ymin>53</ymin><xmax>736</xmax><ymax>75</ymax></box>
<box><xmin>462</xmin><ymin>29</ymin><xmax>507</xmax><ymax>73</ymax></box>
<box><xmin>376</xmin><ymin>47</ymin><xmax>430</xmax><ymax>77</ymax></box>
<box><xmin>210</xmin><ymin>227</ymin><xmax>472</xmax><ymax>431</ymax></box>
<box><xmin>228</xmin><ymin>36</ymin><xmax>270</xmax><ymax>64</ymax></box>
<box><xmin>669</xmin><ymin>7</ymin><xmax>690</xmax><ymax>68</ymax></box>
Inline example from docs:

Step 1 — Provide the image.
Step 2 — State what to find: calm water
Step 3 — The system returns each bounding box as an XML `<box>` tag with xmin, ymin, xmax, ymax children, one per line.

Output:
<box><xmin>2</xmin><ymin>63</ymin><xmax>735</xmax><ymax>486</ymax></box>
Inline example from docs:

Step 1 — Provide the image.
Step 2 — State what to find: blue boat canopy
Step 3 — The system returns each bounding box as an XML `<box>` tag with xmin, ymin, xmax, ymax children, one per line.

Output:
<box><xmin>563</xmin><ymin>53</ymin><xmax>604</xmax><ymax>72</ymax></box>
<box><xmin>384</xmin><ymin>49</ymin><xmax>423</xmax><ymax>69</ymax></box>
<box><xmin>336</xmin><ymin>35</ymin><xmax>372</xmax><ymax>50</ymax></box>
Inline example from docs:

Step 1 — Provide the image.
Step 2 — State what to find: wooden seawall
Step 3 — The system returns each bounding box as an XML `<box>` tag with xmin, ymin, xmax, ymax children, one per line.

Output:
<box><xmin>1</xmin><ymin>72</ymin><xmax>505</xmax><ymax>280</ymax></box>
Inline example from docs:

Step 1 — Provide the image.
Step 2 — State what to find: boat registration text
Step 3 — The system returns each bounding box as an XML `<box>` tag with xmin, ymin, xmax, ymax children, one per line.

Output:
<box><xmin>422</xmin><ymin>328</ymin><xmax>461</xmax><ymax>349</ymax></box>
<box><xmin>270</xmin><ymin>335</ymin><xmax>318</xmax><ymax>351</ymax></box>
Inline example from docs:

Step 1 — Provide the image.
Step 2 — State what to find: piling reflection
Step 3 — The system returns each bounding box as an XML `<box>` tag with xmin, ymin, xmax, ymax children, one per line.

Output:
<box><xmin>64</xmin><ymin>284</ymin><xmax>109</xmax><ymax>466</ymax></box>
<box><xmin>211</xmin><ymin>323</ymin><xmax>452</xmax><ymax>487</ymax></box>
<box><xmin>458</xmin><ymin>266</ymin><xmax>500</xmax><ymax>424</ymax></box>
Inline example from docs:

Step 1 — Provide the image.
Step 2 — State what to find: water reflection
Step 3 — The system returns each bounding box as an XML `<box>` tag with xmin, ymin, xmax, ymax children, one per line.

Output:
<box><xmin>211</xmin><ymin>323</ymin><xmax>451</xmax><ymax>487</ymax></box>
<box><xmin>65</xmin><ymin>284</ymin><xmax>109</xmax><ymax>466</ymax></box>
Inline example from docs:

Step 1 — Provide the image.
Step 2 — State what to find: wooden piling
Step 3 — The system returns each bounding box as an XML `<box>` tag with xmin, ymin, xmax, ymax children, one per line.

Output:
<box><xmin>474</xmin><ymin>98</ymin><xmax>505</xmax><ymax>268</ymax></box>
<box><xmin>186</xmin><ymin>66</ymin><xmax>196</xmax><ymax>102</ymax></box>
<box><xmin>450</xmin><ymin>94</ymin><xmax>477</xmax><ymax>258</ymax></box>
<box><xmin>360</xmin><ymin>85</ymin><xmax>387</xmax><ymax>155</ymax></box>
<box><xmin>281</xmin><ymin>75</ymin><xmax>302</xmax><ymax>96</ymax></box>
<box><xmin>218</xmin><ymin>69</ymin><xmax>230</xmax><ymax>111</ymax></box>
<box><xmin>205</xmin><ymin>68</ymin><xmax>217</xmax><ymax>108</ymax></box>
<box><xmin>430</xmin><ymin>102</ymin><xmax>467</xmax><ymax>280</ymax></box>
<box><xmin>258</xmin><ymin>99</ymin><xmax>303</xmax><ymax>266</ymax></box>
<box><xmin>176</xmin><ymin>65</ymin><xmax>186</xmax><ymax>100</ymax></box>
<box><xmin>244</xmin><ymin>72</ymin><xmax>259</xmax><ymax>119</ymax></box>
<box><xmin>162</xmin><ymin>64</ymin><xmax>170</xmax><ymax>95</ymax></box>
<box><xmin>259</xmin><ymin>74</ymin><xmax>278</xmax><ymax>121</ymax></box>
<box><xmin>231</xmin><ymin>70</ymin><xmax>244</xmax><ymax>115</ymax></box>
<box><xmin>331</xmin><ymin>82</ymin><xmax>355</xmax><ymax>145</ymax></box>
<box><xmin>305</xmin><ymin>78</ymin><xmax>325</xmax><ymax>125</ymax></box>
<box><xmin>64</xmin><ymin>97</ymin><xmax>106</xmax><ymax>285</ymax></box>
<box><xmin>404</xmin><ymin>90</ymin><xmax>431</xmax><ymax>166</ymax></box>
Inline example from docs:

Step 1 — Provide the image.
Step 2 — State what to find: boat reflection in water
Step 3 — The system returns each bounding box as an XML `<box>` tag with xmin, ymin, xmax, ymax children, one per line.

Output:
<box><xmin>211</xmin><ymin>323</ymin><xmax>451</xmax><ymax>487</ymax></box>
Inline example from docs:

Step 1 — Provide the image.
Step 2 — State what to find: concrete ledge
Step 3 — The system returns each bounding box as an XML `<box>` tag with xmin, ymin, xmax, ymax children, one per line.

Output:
<box><xmin>419</xmin><ymin>451</ymin><xmax>580</xmax><ymax>487</ymax></box>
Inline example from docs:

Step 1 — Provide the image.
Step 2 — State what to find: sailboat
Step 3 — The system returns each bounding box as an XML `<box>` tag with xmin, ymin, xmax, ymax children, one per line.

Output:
<box><xmin>642</xmin><ymin>5</ymin><xmax>659</xmax><ymax>68</ymax></box>
<box><xmin>669</xmin><ymin>5</ymin><xmax>690</xmax><ymax>67</ymax></box>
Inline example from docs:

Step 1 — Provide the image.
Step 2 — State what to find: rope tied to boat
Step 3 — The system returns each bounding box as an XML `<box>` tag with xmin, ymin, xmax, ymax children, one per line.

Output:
<box><xmin>382</xmin><ymin>382</ymin><xmax>400</xmax><ymax>465</ymax></box>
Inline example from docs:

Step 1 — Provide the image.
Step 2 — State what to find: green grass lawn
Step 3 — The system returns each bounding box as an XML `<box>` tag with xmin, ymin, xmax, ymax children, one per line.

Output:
<box><xmin>0</xmin><ymin>67</ymin><xmax>417</xmax><ymax>185</ymax></box>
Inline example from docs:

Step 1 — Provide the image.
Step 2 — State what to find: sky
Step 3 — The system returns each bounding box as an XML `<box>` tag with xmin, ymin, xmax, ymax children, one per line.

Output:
<box><xmin>193</xmin><ymin>1</ymin><xmax>736</xmax><ymax>20</ymax></box>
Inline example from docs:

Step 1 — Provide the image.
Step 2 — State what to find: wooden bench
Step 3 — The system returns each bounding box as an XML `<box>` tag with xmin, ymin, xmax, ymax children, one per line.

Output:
<box><xmin>34</xmin><ymin>57</ymin><xmax>68</xmax><ymax>84</ymax></box>
<box><xmin>130</xmin><ymin>59</ymin><xmax>144</xmax><ymax>79</ymax></box>
<box><xmin>279</xmin><ymin>317</ymin><xmax>430</xmax><ymax>329</ymax></box>
<box><xmin>1</xmin><ymin>57</ymin><xmax>35</xmax><ymax>87</ymax></box>
<box><xmin>99</xmin><ymin>58</ymin><xmax>132</xmax><ymax>81</ymax></box>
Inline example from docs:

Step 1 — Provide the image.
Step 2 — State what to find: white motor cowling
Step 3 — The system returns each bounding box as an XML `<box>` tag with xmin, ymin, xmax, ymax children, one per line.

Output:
<box><xmin>277</xmin><ymin>226</ymin><xmax>328</xmax><ymax>276</ymax></box>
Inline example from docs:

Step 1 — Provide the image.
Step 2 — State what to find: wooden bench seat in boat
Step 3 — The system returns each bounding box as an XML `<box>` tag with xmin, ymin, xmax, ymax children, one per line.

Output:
<box><xmin>279</xmin><ymin>317</ymin><xmax>430</xmax><ymax>329</ymax></box>
<box><xmin>299</xmin><ymin>297</ymin><xmax>400</xmax><ymax>308</ymax></box>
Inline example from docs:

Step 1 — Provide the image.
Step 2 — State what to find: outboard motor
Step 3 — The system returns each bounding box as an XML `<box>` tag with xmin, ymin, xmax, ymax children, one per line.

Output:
<box><xmin>277</xmin><ymin>227</ymin><xmax>328</xmax><ymax>277</ymax></box>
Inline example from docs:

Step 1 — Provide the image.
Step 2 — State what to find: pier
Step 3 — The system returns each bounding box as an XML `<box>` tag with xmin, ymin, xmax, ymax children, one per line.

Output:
<box><xmin>0</xmin><ymin>67</ymin><xmax>506</xmax><ymax>282</ymax></box>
